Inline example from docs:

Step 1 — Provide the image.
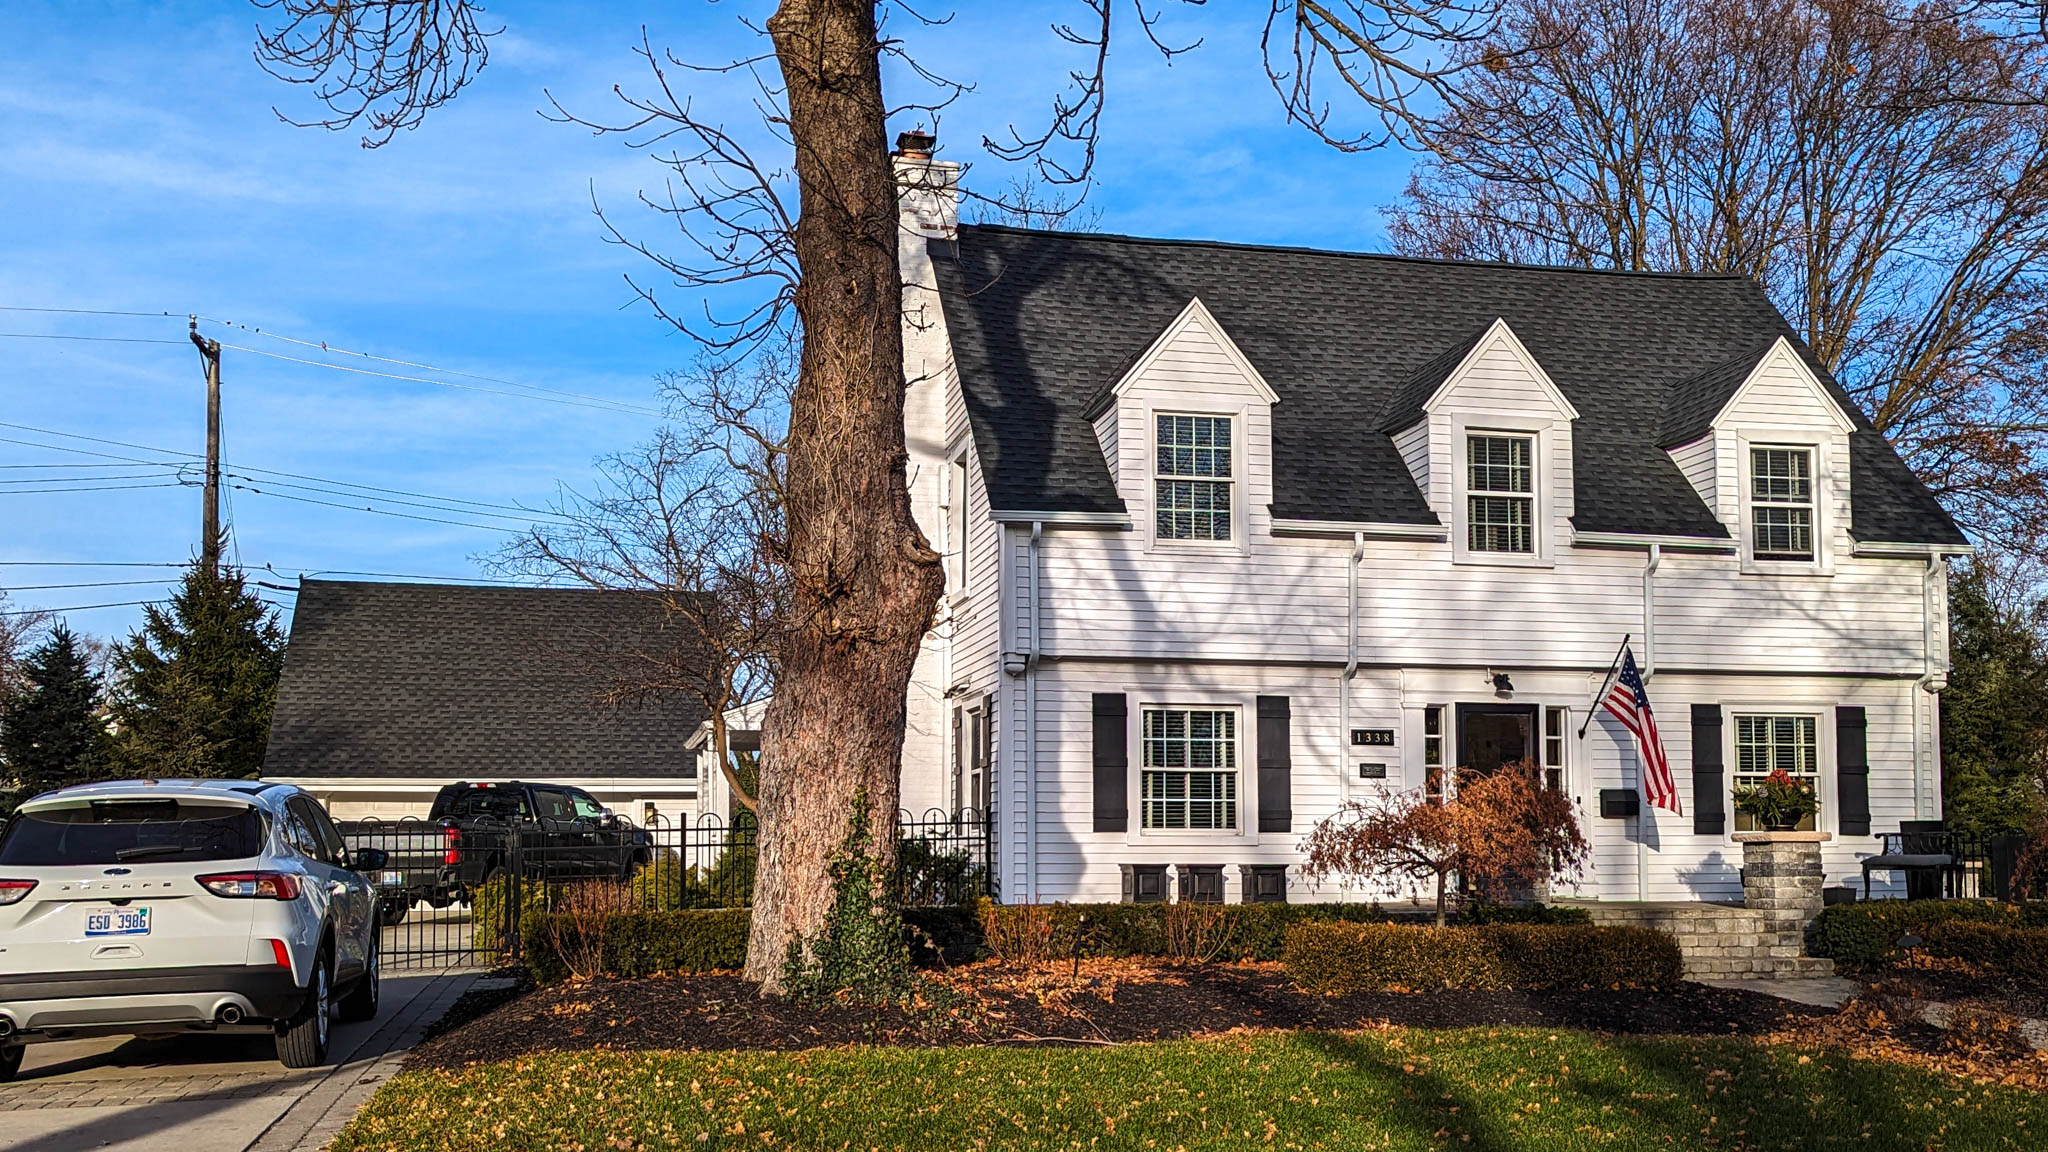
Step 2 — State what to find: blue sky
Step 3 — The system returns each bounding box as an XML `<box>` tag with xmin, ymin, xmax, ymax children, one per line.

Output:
<box><xmin>0</xmin><ymin>2</ymin><xmax>1409</xmax><ymax>642</ymax></box>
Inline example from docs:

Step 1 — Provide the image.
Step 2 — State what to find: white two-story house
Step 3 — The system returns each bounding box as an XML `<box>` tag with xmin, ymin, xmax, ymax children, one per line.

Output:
<box><xmin>889</xmin><ymin>140</ymin><xmax>1971</xmax><ymax>907</ymax></box>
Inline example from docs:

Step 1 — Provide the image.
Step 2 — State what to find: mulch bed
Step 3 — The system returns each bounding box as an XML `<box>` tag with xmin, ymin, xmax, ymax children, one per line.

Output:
<box><xmin>407</xmin><ymin>960</ymin><xmax>1827</xmax><ymax>1072</ymax></box>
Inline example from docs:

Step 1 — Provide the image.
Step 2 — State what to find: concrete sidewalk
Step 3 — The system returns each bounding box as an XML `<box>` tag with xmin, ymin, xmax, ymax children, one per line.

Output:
<box><xmin>0</xmin><ymin>968</ymin><xmax>476</xmax><ymax>1152</ymax></box>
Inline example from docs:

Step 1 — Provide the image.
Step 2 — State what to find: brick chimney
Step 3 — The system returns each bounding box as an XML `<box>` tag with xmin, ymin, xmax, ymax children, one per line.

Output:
<box><xmin>893</xmin><ymin>128</ymin><xmax>959</xmax><ymax>240</ymax></box>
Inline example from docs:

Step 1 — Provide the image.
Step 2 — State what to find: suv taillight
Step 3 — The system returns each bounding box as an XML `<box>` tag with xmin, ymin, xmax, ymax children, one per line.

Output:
<box><xmin>0</xmin><ymin>880</ymin><xmax>35</xmax><ymax>906</ymax></box>
<box><xmin>196</xmin><ymin>872</ymin><xmax>304</xmax><ymax>900</ymax></box>
<box><xmin>443</xmin><ymin>826</ymin><xmax>462</xmax><ymax>866</ymax></box>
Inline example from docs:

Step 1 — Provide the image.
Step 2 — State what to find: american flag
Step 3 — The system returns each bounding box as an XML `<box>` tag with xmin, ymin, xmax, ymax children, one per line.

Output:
<box><xmin>1601</xmin><ymin>648</ymin><xmax>1681</xmax><ymax>814</ymax></box>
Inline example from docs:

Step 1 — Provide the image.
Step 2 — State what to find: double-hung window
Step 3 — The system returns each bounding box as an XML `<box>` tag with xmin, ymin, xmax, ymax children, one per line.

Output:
<box><xmin>1466</xmin><ymin>434</ymin><xmax>1535</xmax><ymax>554</ymax></box>
<box><xmin>1732</xmin><ymin>713</ymin><xmax>1820</xmax><ymax>831</ymax></box>
<box><xmin>1750</xmin><ymin>447</ymin><xmax>1815</xmax><ymax>562</ymax></box>
<box><xmin>1155</xmin><ymin>415</ymin><xmax>1233</xmax><ymax>542</ymax></box>
<box><xmin>1543</xmin><ymin>706</ymin><xmax>1567</xmax><ymax>793</ymax></box>
<box><xmin>1140</xmin><ymin>707</ymin><xmax>1238</xmax><ymax>830</ymax></box>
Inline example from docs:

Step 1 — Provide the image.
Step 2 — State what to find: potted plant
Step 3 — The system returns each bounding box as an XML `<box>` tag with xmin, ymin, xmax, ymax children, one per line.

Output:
<box><xmin>1733</xmin><ymin>769</ymin><xmax>1818</xmax><ymax>832</ymax></box>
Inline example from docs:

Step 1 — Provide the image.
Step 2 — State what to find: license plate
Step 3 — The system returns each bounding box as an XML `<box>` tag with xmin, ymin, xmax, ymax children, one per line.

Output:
<box><xmin>85</xmin><ymin>907</ymin><xmax>150</xmax><ymax>937</ymax></box>
<box><xmin>380</xmin><ymin>871</ymin><xmax>405</xmax><ymax>887</ymax></box>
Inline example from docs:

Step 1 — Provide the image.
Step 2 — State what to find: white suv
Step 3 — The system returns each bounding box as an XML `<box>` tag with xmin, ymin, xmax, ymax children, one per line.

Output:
<box><xmin>0</xmin><ymin>779</ymin><xmax>384</xmax><ymax>1078</ymax></box>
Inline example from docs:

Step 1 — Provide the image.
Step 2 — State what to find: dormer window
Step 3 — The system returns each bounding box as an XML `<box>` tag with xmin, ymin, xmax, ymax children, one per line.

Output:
<box><xmin>1155</xmin><ymin>414</ymin><xmax>1233</xmax><ymax>541</ymax></box>
<box><xmin>1750</xmin><ymin>446</ymin><xmax>1815</xmax><ymax>562</ymax></box>
<box><xmin>1466</xmin><ymin>434</ymin><xmax>1534</xmax><ymax>554</ymax></box>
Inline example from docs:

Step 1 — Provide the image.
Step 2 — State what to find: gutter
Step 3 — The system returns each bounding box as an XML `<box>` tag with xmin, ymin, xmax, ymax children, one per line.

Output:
<box><xmin>1026</xmin><ymin>521</ymin><xmax>1043</xmax><ymax>902</ymax></box>
<box><xmin>1642</xmin><ymin>544</ymin><xmax>1661</xmax><ymax>677</ymax></box>
<box><xmin>1339</xmin><ymin>531</ymin><xmax>1363</xmax><ymax>803</ymax></box>
<box><xmin>1914</xmin><ymin>553</ymin><xmax>1946</xmax><ymax>819</ymax></box>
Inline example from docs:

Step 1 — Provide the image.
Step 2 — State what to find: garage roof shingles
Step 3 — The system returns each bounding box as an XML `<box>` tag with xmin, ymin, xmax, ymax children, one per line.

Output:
<box><xmin>263</xmin><ymin>581</ymin><xmax>707</xmax><ymax>780</ymax></box>
<box><xmin>931</xmin><ymin>225</ymin><xmax>1965</xmax><ymax>546</ymax></box>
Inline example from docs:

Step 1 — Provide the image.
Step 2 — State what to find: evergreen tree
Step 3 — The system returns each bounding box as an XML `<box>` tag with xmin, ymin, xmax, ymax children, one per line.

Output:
<box><xmin>109</xmin><ymin>554</ymin><xmax>285</xmax><ymax>779</ymax></box>
<box><xmin>1941</xmin><ymin>564</ymin><xmax>2048</xmax><ymax>838</ymax></box>
<box><xmin>1</xmin><ymin>624</ymin><xmax>107</xmax><ymax>803</ymax></box>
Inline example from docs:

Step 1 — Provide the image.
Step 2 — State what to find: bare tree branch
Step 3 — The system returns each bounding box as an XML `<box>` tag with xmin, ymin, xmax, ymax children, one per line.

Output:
<box><xmin>252</xmin><ymin>0</ymin><xmax>499</xmax><ymax>148</ymax></box>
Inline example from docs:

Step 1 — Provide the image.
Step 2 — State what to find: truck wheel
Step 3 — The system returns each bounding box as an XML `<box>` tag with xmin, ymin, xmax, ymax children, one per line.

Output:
<box><xmin>0</xmin><ymin>1044</ymin><xmax>22</xmax><ymax>1083</ymax></box>
<box><xmin>380</xmin><ymin>900</ymin><xmax>409</xmax><ymax>927</ymax></box>
<box><xmin>276</xmin><ymin>946</ymin><xmax>332</xmax><ymax>1069</ymax></box>
<box><xmin>338</xmin><ymin>929</ymin><xmax>380</xmax><ymax>1023</ymax></box>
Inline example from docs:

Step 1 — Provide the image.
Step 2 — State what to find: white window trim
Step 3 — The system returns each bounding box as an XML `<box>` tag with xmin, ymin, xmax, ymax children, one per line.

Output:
<box><xmin>1145</xmin><ymin>404</ymin><xmax>1248</xmax><ymax>555</ymax></box>
<box><xmin>1736</xmin><ymin>433</ymin><xmax>1833</xmax><ymax>575</ymax></box>
<box><xmin>1126</xmin><ymin>695</ymin><xmax>1256</xmax><ymax>846</ymax></box>
<box><xmin>1720</xmin><ymin>702</ymin><xmax>1835</xmax><ymax>840</ymax></box>
<box><xmin>1449</xmin><ymin>413</ymin><xmax>1557</xmax><ymax>567</ymax></box>
<box><xmin>943</xmin><ymin>447</ymin><xmax>971</xmax><ymax>601</ymax></box>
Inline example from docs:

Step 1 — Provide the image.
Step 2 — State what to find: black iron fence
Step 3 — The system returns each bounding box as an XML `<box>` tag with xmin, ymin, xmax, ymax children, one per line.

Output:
<box><xmin>1868</xmin><ymin>829</ymin><xmax>2029</xmax><ymax>901</ymax></box>
<box><xmin>339</xmin><ymin>806</ymin><xmax>995</xmax><ymax>969</ymax></box>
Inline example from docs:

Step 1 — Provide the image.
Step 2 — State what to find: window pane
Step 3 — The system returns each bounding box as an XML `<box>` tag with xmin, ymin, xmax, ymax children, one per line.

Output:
<box><xmin>1468</xmin><ymin>435</ymin><xmax>1532</xmax><ymax>494</ymax></box>
<box><xmin>1751</xmin><ymin>448</ymin><xmax>1812</xmax><ymax>502</ymax></box>
<box><xmin>1753</xmin><ymin>506</ymin><xmax>1813</xmax><ymax>560</ymax></box>
<box><xmin>1157</xmin><ymin>416</ymin><xmax>1233</xmax><ymax>478</ymax></box>
<box><xmin>1156</xmin><ymin>479</ymin><xmax>1232</xmax><ymax>541</ymax></box>
<box><xmin>1467</xmin><ymin>495</ymin><xmax>1534</xmax><ymax>553</ymax></box>
<box><xmin>1732</xmin><ymin>713</ymin><xmax>1821</xmax><ymax>831</ymax></box>
<box><xmin>1141</xmin><ymin>708</ymin><xmax>1239</xmax><ymax>830</ymax></box>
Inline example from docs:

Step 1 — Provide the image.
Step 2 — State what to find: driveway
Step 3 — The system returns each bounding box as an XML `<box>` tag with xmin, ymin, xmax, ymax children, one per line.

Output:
<box><xmin>0</xmin><ymin>969</ymin><xmax>476</xmax><ymax>1152</ymax></box>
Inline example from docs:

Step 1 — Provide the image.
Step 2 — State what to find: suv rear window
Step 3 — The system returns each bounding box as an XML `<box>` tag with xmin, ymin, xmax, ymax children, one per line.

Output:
<box><xmin>0</xmin><ymin>800</ymin><xmax>267</xmax><ymax>865</ymax></box>
<box><xmin>432</xmin><ymin>787</ymin><xmax>531</xmax><ymax>822</ymax></box>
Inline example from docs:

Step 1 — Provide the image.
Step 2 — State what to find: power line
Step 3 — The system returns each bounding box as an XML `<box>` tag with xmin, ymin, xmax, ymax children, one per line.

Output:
<box><xmin>215</xmin><ymin>341</ymin><xmax>661</xmax><ymax>418</ymax></box>
<box><xmin>0</xmin><ymin>579</ymin><xmax>177</xmax><ymax>591</ymax></box>
<box><xmin>0</xmin><ymin>561</ymin><xmax>187</xmax><ymax>568</ymax></box>
<box><xmin>0</xmin><ymin>421</ymin><xmax>196</xmax><ymax>461</ymax></box>
<box><xmin>1</xmin><ymin>600</ymin><xmax>152</xmax><ymax>615</ymax></box>
<box><xmin>0</xmin><ymin>462</ymin><xmax>174</xmax><ymax>470</ymax></box>
<box><xmin>226</xmin><ymin>483</ymin><xmax>530</xmax><ymax>533</ymax></box>
<box><xmin>0</xmin><ymin>482</ymin><xmax>189</xmax><ymax>495</ymax></box>
<box><xmin>0</xmin><ymin>332</ymin><xmax>188</xmax><ymax>345</ymax></box>
<box><xmin>0</xmin><ymin>472</ymin><xmax>189</xmax><ymax>485</ymax></box>
<box><xmin>0</xmin><ymin>306</ymin><xmax>177</xmax><ymax>318</ymax></box>
<box><xmin>224</xmin><ymin>471</ymin><xmax>566</xmax><ymax>524</ymax></box>
<box><xmin>197</xmin><ymin>316</ymin><xmax>663</xmax><ymax>417</ymax></box>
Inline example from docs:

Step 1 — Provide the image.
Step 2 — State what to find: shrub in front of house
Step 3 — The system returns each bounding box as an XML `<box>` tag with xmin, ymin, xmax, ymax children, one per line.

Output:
<box><xmin>1918</xmin><ymin>920</ymin><xmax>2048</xmax><ymax>985</ymax></box>
<box><xmin>975</xmin><ymin>900</ymin><xmax>1403</xmax><ymax>964</ymax></box>
<box><xmin>1282</xmin><ymin>921</ymin><xmax>1683</xmax><ymax>993</ymax></box>
<box><xmin>519</xmin><ymin>905</ymin><xmax>980</xmax><ymax>982</ymax></box>
<box><xmin>1805</xmin><ymin>900</ymin><xmax>2048</xmax><ymax>968</ymax></box>
<box><xmin>522</xmin><ymin>908</ymin><xmax>752</xmax><ymax>982</ymax></box>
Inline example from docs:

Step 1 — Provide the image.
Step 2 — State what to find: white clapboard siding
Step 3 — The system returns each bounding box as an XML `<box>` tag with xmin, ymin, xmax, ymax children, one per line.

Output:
<box><xmin>1669</xmin><ymin>435</ymin><xmax>1718</xmax><ymax>517</ymax></box>
<box><xmin>1393</xmin><ymin>420</ymin><xmax>1430</xmax><ymax>496</ymax></box>
<box><xmin>1109</xmin><ymin>312</ymin><xmax>1277</xmax><ymax>540</ymax></box>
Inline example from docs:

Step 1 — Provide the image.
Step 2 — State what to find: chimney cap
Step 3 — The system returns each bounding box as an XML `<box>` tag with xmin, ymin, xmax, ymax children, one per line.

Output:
<box><xmin>894</xmin><ymin>129</ymin><xmax>937</xmax><ymax>160</ymax></box>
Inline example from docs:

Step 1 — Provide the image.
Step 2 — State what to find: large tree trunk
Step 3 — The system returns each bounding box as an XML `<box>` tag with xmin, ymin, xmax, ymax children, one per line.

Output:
<box><xmin>744</xmin><ymin>0</ymin><xmax>944</xmax><ymax>990</ymax></box>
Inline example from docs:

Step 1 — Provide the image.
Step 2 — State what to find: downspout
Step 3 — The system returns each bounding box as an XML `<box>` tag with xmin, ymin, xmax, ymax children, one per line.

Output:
<box><xmin>1026</xmin><ymin>521</ymin><xmax>1043</xmax><ymax>903</ymax></box>
<box><xmin>1339</xmin><ymin>532</ymin><xmax>1363</xmax><ymax>806</ymax></box>
<box><xmin>1638</xmin><ymin>544</ymin><xmax>1659</xmax><ymax>902</ymax></box>
<box><xmin>1915</xmin><ymin>553</ymin><xmax>1944</xmax><ymax>819</ymax></box>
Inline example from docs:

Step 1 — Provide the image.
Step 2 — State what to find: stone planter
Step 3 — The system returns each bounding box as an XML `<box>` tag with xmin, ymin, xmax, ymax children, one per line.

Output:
<box><xmin>1736</xmin><ymin>832</ymin><xmax>1832</xmax><ymax>958</ymax></box>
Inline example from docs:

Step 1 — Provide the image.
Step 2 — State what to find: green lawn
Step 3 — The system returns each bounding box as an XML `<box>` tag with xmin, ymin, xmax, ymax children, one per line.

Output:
<box><xmin>333</xmin><ymin>1029</ymin><xmax>2044</xmax><ymax>1151</ymax></box>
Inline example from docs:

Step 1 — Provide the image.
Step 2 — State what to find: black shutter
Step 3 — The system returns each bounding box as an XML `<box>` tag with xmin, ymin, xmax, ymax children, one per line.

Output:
<box><xmin>1092</xmin><ymin>693</ymin><xmax>1128</xmax><ymax>832</ymax></box>
<box><xmin>1837</xmin><ymin>706</ymin><xmax>1871</xmax><ymax>836</ymax></box>
<box><xmin>1691</xmin><ymin>705</ymin><xmax>1725</xmax><ymax>836</ymax></box>
<box><xmin>1257</xmin><ymin>695</ymin><xmax>1292</xmax><ymax>833</ymax></box>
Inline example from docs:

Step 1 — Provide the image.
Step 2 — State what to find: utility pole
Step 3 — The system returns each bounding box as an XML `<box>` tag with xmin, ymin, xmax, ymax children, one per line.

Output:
<box><xmin>189</xmin><ymin>317</ymin><xmax>222</xmax><ymax>575</ymax></box>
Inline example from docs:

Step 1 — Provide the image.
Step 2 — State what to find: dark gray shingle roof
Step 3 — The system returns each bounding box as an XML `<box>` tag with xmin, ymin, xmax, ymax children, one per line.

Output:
<box><xmin>931</xmin><ymin>225</ymin><xmax>1965</xmax><ymax>545</ymax></box>
<box><xmin>264</xmin><ymin>581</ymin><xmax>708</xmax><ymax>780</ymax></box>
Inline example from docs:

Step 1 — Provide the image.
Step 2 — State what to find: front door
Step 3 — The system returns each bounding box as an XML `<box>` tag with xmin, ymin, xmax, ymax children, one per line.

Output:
<box><xmin>1456</xmin><ymin>703</ymin><xmax>1539</xmax><ymax>773</ymax></box>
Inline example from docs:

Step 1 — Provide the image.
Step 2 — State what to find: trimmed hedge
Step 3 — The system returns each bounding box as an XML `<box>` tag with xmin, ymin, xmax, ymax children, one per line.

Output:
<box><xmin>1806</xmin><ymin>900</ymin><xmax>2048</xmax><ymax>969</ymax></box>
<box><xmin>520</xmin><ymin>905</ymin><xmax>981</xmax><ymax>983</ymax></box>
<box><xmin>976</xmin><ymin>901</ymin><xmax>1404</xmax><ymax>964</ymax></box>
<box><xmin>1919</xmin><ymin>920</ymin><xmax>2048</xmax><ymax>985</ymax></box>
<box><xmin>523</xmin><ymin>908</ymin><xmax>751</xmax><ymax>983</ymax></box>
<box><xmin>1282</xmin><ymin>921</ymin><xmax>1684</xmax><ymax>993</ymax></box>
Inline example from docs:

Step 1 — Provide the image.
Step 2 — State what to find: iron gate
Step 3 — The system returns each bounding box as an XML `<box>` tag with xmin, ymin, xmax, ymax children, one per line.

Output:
<box><xmin>339</xmin><ymin>806</ymin><xmax>994</xmax><ymax>970</ymax></box>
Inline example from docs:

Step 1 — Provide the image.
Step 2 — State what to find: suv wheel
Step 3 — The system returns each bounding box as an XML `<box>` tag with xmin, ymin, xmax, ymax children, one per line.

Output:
<box><xmin>276</xmin><ymin>947</ymin><xmax>331</xmax><ymax>1069</ymax></box>
<box><xmin>0</xmin><ymin>1044</ymin><xmax>22</xmax><ymax>1084</ymax></box>
<box><xmin>338</xmin><ymin>927</ymin><xmax>381</xmax><ymax>1022</ymax></box>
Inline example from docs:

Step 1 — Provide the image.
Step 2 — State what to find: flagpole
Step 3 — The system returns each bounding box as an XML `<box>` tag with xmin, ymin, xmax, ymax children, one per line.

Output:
<box><xmin>1578</xmin><ymin>632</ymin><xmax>1632</xmax><ymax>739</ymax></box>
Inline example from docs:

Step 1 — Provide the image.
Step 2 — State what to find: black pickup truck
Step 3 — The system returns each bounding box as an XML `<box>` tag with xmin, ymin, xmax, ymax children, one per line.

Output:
<box><xmin>342</xmin><ymin>782</ymin><xmax>653</xmax><ymax>918</ymax></box>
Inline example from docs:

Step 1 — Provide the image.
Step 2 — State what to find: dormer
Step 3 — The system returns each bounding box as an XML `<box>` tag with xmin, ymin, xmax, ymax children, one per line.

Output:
<box><xmin>1085</xmin><ymin>297</ymin><xmax>1279</xmax><ymax>550</ymax></box>
<box><xmin>1660</xmin><ymin>337</ymin><xmax>1855</xmax><ymax>573</ymax></box>
<box><xmin>1381</xmin><ymin>319</ymin><xmax>1578</xmax><ymax>566</ymax></box>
